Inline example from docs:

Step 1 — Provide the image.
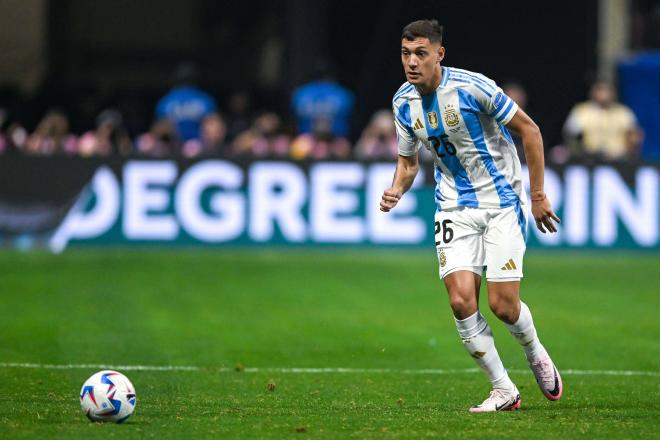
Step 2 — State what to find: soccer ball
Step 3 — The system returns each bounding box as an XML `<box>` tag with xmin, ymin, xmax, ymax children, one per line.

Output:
<box><xmin>79</xmin><ymin>370</ymin><xmax>136</xmax><ymax>423</ymax></box>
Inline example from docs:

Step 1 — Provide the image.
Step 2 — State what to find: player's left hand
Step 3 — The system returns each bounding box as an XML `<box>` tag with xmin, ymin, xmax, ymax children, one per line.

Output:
<box><xmin>531</xmin><ymin>193</ymin><xmax>560</xmax><ymax>233</ymax></box>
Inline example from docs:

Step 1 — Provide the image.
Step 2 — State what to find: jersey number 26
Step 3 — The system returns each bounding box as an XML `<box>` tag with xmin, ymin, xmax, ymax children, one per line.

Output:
<box><xmin>429</xmin><ymin>134</ymin><xmax>457</xmax><ymax>158</ymax></box>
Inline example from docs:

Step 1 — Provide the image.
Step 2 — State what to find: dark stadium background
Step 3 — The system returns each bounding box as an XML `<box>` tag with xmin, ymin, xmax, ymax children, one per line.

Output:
<box><xmin>4</xmin><ymin>0</ymin><xmax>601</xmax><ymax>145</ymax></box>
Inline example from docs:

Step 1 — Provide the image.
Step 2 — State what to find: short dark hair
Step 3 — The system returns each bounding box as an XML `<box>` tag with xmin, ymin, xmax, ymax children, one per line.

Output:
<box><xmin>401</xmin><ymin>19</ymin><xmax>444</xmax><ymax>44</ymax></box>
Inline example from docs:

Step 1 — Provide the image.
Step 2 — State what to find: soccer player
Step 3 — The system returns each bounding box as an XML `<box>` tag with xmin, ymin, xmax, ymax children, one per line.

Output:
<box><xmin>380</xmin><ymin>20</ymin><xmax>563</xmax><ymax>412</ymax></box>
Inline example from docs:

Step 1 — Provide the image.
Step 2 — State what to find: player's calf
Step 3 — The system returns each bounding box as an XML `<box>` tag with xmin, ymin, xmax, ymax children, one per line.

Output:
<box><xmin>455</xmin><ymin>311</ymin><xmax>516</xmax><ymax>391</ymax></box>
<box><xmin>504</xmin><ymin>301</ymin><xmax>563</xmax><ymax>401</ymax></box>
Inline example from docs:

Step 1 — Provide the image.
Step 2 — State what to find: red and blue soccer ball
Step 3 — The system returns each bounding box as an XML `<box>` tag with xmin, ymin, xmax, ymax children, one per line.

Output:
<box><xmin>80</xmin><ymin>370</ymin><xmax>136</xmax><ymax>423</ymax></box>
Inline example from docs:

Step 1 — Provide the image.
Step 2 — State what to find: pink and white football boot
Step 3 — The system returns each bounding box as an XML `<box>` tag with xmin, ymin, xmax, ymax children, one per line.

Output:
<box><xmin>529</xmin><ymin>356</ymin><xmax>563</xmax><ymax>401</ymax></box>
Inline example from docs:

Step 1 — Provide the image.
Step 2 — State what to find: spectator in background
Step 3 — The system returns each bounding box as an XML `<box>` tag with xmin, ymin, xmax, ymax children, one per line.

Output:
<box><xmin>563</xmin><ymin>80</ymin><xmax>643</xmax><ymax>161</ymax></box>
<box><xmin>135</xmin><ymin>119</ymin><xmax>179</xmax><ymax>157</ymax></box>
<box><xmin>355</xmin><ymin>109</ymin><xmax>434</xmax><ymax>162</ymax></box>
<box><xmin>291</xmin><ymin>59</ymin><xmax>355</xmax><ymax>138</ymax></box>
<box><xmin>182</xmin><ymin>113</ymin><xmax>228</xmax><ymax>158</ymax></box>
<box><xmin>354</xmin><ymin>110</ymin><xmax>398</xmax><ymax>160</ymax></box>
<box><xmin>225</xmin><ymin>91</ymin><xmax>253</xmax><ymax>142</ymax></box>
<box><xmin>290</xmin><ymin>118</ymin><xmax>351</xmax><ymax>160</ymax></box>
<box><xmin>5</xmin><ymin>122</ymin><xmax>28</xmax><ymax>154</ymax></box>
<box><xmin>232</xmin><ymin>112</ymin><xmax>290</xmax><ymax>158</ymax></box>
<box><xmin>155</xmin><ymin>62</ymin><xmax>217</xmax><ymax>143</ymax></box>
<box><xmin>24</xmin><ymin>110</ymin><xmax>77</xmax><ymax>155</ymax></box>
<box><xmin>77</xmin><ymin>109</ymin><xmax>133</xmax><ymax>157</ymax></box>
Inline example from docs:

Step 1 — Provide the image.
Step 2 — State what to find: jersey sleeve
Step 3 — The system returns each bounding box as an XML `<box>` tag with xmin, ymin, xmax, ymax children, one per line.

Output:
<box><xmin>466</xmin><ymin>74</ymin><xmax>519</xmax><ymax>125</ymax></box>
<box><xmin>392</xmin><ymin>97</ymin><xmax>418</xmax><ymax>156</ymax></box>
<box><xmin>489</xmin><ymin>88</ymin><xmax>519</xmax><ymax>125</ymax></box>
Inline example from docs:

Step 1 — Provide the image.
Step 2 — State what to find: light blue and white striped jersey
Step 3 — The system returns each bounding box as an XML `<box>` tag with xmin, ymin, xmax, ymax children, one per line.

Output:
<box><xmin>392</xmin><ymin>66</ymin><xmax>527</xmax><ymax>212</ymax></box>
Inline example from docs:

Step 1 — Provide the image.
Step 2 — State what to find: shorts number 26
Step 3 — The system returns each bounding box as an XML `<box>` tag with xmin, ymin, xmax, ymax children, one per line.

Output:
<box><xmin>434</xmin><ymin>219</ymin><xmax>454</xmax><ymax>245</ymax></box>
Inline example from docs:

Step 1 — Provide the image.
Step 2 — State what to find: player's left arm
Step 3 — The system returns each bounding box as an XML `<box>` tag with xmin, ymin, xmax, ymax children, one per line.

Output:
<box><xmin>506</xmin><ymin>109</ymin><xmax>560</xmax><ymax>233</ymax></box>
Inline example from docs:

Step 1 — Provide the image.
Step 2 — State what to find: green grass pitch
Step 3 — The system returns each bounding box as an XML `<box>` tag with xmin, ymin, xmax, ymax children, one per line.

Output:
<box><xmin>0</xmin><ymin>249</ymin><xmax>658</xmax><ymax>439</ymax></box>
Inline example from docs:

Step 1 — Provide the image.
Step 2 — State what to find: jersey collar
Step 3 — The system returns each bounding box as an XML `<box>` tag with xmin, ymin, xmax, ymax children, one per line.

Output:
<box><xmin>439</xmin><ymin>66</ymin><xmax>449</xmax><ymax>88</ymax></box>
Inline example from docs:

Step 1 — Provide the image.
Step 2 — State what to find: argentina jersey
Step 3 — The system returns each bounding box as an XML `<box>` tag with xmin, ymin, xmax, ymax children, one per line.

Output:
<box><xmin>392</xmin><ymin>66</ymin><xmax>528</xmax><ymax>212</ymax></box>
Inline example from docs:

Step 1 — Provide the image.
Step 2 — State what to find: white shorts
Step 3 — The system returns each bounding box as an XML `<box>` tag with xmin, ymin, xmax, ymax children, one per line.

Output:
<box><xmin>434</xmin><ymin>205</ymin><xmax>528</xmax><ymax>281</ymax></box>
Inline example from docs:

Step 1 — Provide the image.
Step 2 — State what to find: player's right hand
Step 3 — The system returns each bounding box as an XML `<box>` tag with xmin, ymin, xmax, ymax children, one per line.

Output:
<box><xmin>380</xmin><ymin>188</ymin><xmax>402</xmax><ymax>212</ymax></box>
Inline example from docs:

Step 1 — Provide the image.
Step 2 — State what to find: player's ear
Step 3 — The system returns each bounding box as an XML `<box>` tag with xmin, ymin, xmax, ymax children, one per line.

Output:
<box><xmin>437</xmin><ymin>46</ymin><xmax>445</xmax><ymax>63</ymax></box>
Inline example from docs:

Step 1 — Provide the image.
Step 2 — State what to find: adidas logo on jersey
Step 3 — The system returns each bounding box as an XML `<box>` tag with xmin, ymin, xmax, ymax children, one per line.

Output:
<box><xmin>500</xmin><ymin>258</ymin><xmax>517</xmax><ymax>271</ymax></box>
<box><xmin>413</xmin><ymin>118</ymin><xmax>424</xmax><ymax>130</ymax></box>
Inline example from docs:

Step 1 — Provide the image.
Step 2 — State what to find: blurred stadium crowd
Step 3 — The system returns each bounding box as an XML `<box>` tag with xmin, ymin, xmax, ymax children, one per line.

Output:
<box><xmin>0</xmin><ymin>62</ymin><xmax>644</xmax><ymax>164</ymax></box>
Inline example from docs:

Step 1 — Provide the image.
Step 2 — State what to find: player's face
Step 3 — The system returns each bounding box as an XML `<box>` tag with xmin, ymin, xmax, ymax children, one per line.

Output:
<box><xmin>401</xmin><ymin>38</ymin><xmax>444</xmax><ymax>89</ymax></box>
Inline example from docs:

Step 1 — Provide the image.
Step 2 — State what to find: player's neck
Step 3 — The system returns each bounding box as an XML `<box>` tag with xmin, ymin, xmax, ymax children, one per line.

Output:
<box><xmin>415</xmin><ymin>66</ymin><xmax>443</xmax><ymax>95</ymax></box>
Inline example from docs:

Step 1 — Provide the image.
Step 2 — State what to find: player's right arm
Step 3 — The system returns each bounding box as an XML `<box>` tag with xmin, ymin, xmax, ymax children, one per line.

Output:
<box><xmin>381</xmin><ymin>87</ymin><xmax>420</xmax><ymax>212</ymax></box>
<box><xmin>380</xmin><ymin>153</ymin><xmax>419</xmax><ymax>212</ymax></box>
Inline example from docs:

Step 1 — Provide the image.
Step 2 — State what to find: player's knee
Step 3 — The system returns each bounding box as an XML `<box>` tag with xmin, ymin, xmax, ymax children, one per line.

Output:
<box><xmin>447</xmin><ymin>291</ymin><xmax>478</xmax><ymax>318</ymax></box>
<box><xmin>444</xmin><ymin>273</ymin><xmax>479</xmax><ymax>318</ymax></box>
<box><xmin>488</xmin><ymin>295</ymin><xmax>518</xmax><ymax>324</ymax></box>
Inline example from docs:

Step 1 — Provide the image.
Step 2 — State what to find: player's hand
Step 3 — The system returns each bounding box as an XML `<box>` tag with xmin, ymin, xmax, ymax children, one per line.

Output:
<box><xmin>380</xmin><ymin>188</ymin><xmax>402</xmax><ymax>212</ymax></box>
<box><xmin>531</xmin><ymin>193</ymin><xmax>560</xmax><ymax>233</ymax></box>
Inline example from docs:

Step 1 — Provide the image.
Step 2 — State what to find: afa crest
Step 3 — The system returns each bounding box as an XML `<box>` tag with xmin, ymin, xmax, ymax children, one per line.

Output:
<box><xmin>427</xmin><ymin>112</ymin><xmax>438</xmax><ymax>129</ymax></box>
<box><xmin>444</xmin><ymin>106</ymin><xmax>460</xmax><ymax>127</ymax></box>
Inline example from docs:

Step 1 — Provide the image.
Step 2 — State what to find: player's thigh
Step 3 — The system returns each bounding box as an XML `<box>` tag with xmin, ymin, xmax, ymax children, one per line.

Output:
<box><xmin>483</xmin><ymin>205</ymin><xmax>527</xmax><ymax>281</ymax></box>
<box><xmin>435</xmin><ymin>209</ymin><xmax>484</xmax><ymax>280</ymax></box>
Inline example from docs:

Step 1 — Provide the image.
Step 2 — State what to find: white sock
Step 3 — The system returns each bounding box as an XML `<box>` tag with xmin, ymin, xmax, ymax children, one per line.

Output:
<box><xmin>504</xmin><ymin>301</ymin><xmax>548</xmax><ymax>363</ymax></box>
<box><xmin>455</xmin><ymin>311</ymin><xmax>515</xmax><ymax>391</ymax></box>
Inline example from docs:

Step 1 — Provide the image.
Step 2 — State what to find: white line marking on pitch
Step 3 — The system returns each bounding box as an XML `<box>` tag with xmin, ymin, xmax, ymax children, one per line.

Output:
<box><xmin>0</xmin><ymin>363</ymin><xmax>200</xmax><ymax>372</ymax></box>
<box><xmin>0</xmin><ymin>363</ymin><xmax>658</xmax><ymax>377</ymax></box>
